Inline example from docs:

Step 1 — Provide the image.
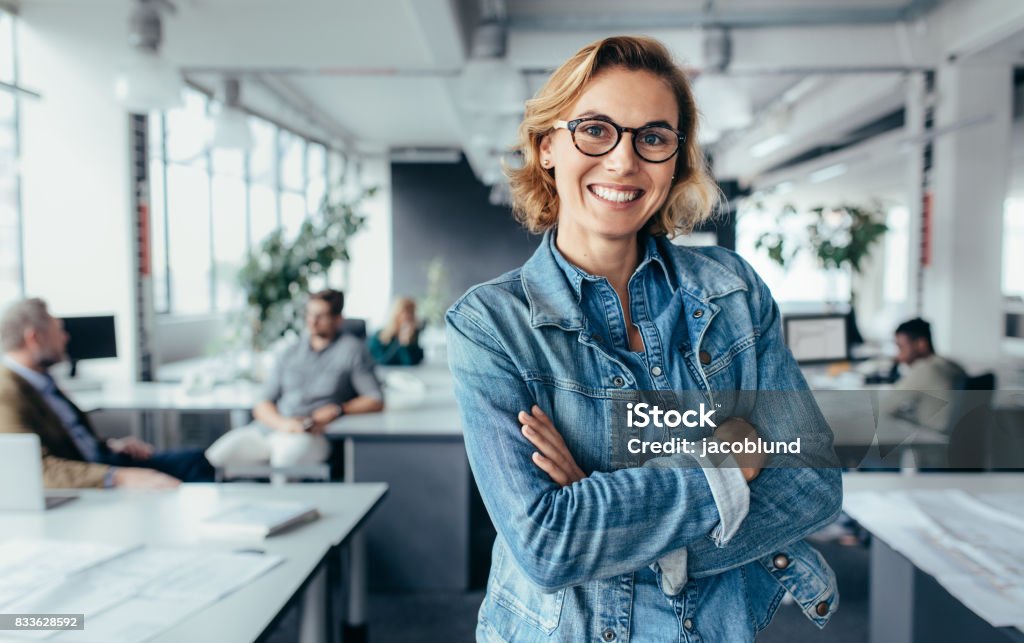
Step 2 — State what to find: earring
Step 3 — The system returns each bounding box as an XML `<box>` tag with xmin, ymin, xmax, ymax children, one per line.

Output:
<box><xmin>541</xmin><ymin>160</ymin><xmax>551</xmax><ymax>168</ymax></box>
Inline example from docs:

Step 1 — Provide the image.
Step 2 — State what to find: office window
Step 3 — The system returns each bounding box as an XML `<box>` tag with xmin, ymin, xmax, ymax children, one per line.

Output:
<box><xmin>149</xmin><ymin>90</ymin><xmax>342</xmax><ymax>316</ymax></box>
<box><xmin>279</xmin><ymin>130</ymin><xmax>305</xmax><ymax>239</ymax></box>
<box><xmin>1003</xmin><ymin>198</ymin><xmax>1024</xmax><ymax>297</ymax></box>
<box><xmin>884</xmin><ymin>206</ymin><xmax>909</xmax><ymax>303</ymax></box>
<box><xmin>248</xmin><ymin>118</ymin><xmax>277</xmax><ymax>248</ymax></box>
<box><xmin>166</xmin><ymin>160</ymin><xmax>212</xmax><ymax>315</ymax></box>
<box><xmin>307</xmin><ymin>143</ymin><xmax>327</xmax><ymax>212</ymax></box>
<box><xmin>211</xmin><ymin>148</ymin><xmax>247</xmax><ymax>312</ymax></box>
<box><xmin>0</xmin><ymin>92</ymin><xmax>18</xmax><ymax>308</ymax></box>
<box><xmin>0</xmin><ymin>9</ymin><xmax>20</xmax><ymax>309</ymax></box>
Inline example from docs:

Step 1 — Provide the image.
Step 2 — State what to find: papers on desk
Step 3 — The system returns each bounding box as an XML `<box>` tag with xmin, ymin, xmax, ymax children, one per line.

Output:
<box><xmin>0</xmin><ymin>540</ymin><xmax>283</xmax><ymax>642</ymax></box>
<box><xmin>198</xmin><ymin>501</ymin><xmax>320</xmax><ymax>540</ymax></box>
<box><xmin>845</xmin><ymin>490</ymin><xmax>1024</xmax><ymax>628</ymax></box>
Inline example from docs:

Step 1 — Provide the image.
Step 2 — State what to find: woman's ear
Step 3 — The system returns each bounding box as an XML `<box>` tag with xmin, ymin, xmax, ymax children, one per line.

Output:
<box><xmin>539</xmin><ymin>134</ymin><xmax>553</xmax><ymax>168</ymax></box>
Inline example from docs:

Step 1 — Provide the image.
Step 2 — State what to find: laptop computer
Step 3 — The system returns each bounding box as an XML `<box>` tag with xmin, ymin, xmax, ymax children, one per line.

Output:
<box><xmin>0</xmin><ymin>434</ymin><xmax>78</xmax><ymax>511</ymax></box>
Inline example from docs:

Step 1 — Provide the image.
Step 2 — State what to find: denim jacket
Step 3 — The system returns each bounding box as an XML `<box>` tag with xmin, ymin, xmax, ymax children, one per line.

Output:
<box><xmin>447</xmin><ymin>232</ymin><xmax>842</xmax><ymax>642</ymax></box>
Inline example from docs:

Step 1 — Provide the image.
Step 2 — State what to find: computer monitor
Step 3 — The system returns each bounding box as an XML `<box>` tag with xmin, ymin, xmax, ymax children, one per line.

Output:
<box><xmin>783</xmin><ymin>314</ymin><xmax>849</xmax><ymax>364</ymax></box>
<box><xmin>61</xmin><ymin>315</ymin><xmax>117</xmax><ymax>376</ymax></box>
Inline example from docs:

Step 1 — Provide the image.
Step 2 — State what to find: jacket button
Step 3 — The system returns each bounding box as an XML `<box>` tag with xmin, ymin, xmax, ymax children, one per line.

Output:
<box><xmin>612</xmin><ymin>376</ymin><xmax>625</xmax><ymax>387</ymax></box>
<box><xmin>816</xmin><ymin>601</ymin><xmax>830</xmax><ymax>616</ymax></box>
<box><xmin>651</xmin><ymin>366</ymin><xmax>663</xmax><ymax>376</ymax></box>
<box><xmin>683</xmin><ymin>618</ymin><xmax>693</xmax><ymax>630</ymax></box>
<box><xmin>602</xmin><ymin>628</ymin><xmax>616</xmax><ymax>641</ymax></box>
<box><xmin>772</xmin><ymin>553</ymin><xmax>790</xmax><ymax>570</ymax></box>
<box><xmin>699</xmin><ymin>350</ymin><xmax>712</xmax><ymax>365</ymax></box>
<box><xmin>693</xmin><ymin>309</ymin><xmax>704</xmax><ymax>318</ymax></box>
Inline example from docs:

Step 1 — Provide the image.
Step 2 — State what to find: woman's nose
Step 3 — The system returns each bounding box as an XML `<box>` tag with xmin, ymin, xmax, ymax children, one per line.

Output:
<box><xmin>603</xmin><ymin>133</ymin><xmax>640</xmax><ymax>174</ymax></box>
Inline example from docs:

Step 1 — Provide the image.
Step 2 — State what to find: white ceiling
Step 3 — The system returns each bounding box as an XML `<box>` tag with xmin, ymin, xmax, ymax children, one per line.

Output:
<box><xmin>17</xmin><ymin>0</ymin><xmax>1024</xmax><ymax>191</ymax></box>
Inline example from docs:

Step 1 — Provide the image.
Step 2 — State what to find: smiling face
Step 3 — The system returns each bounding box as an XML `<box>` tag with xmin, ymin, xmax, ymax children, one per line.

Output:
<box><xmin>540</xmin><ymin>67</ymin><xmax>678</xmax><ymax>248</ymax></box>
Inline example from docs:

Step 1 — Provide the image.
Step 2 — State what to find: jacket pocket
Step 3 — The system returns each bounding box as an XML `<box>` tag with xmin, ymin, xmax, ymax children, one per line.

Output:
<box><xmin>488</xmin><ymin>541</ymin><xmax>566</xmax><ymax>635</ymax></box>
<box><xmin>755</xmin><ymin>539</ymin><xmax>839</xmax><ymax>630</ymax></box>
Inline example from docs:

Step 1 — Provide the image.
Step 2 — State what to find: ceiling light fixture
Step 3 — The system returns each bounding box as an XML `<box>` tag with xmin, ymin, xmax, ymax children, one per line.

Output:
<box><xmin>809</xmin><ymin>163</ymin><xmax>847</xmax><ymax>183</ymax></box>
<box><xmin>751</xmin><ymin>134</ymin><xmax>790</xmax><ymax>158</ymax></box>
<box><xmin>113</xmin><ymin>0</ymin><xmax>182</xmax><ymax>112</ymax></box>
<box><xmin>209</xmin><ymin>77</ymin><xmax>253</xmax><ymax>151</ymax></box>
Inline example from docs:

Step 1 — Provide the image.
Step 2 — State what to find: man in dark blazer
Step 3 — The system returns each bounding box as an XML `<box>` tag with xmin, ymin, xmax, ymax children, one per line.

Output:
<box><xmin>0</xmin><ymin>298</ymin><xmax>213</xmax><ymax>488</ymax></box>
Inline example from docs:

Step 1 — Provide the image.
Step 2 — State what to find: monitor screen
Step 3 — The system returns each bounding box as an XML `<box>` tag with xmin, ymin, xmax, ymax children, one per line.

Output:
<box><xmin>784</xmin><ymin>315</ymin><xmax>848</xmax><ymax>364</ymax></box>
<box><xmin>61</xmin><ymin>315</ymin><xmax>117</xmax><ymax>362</ymax></box>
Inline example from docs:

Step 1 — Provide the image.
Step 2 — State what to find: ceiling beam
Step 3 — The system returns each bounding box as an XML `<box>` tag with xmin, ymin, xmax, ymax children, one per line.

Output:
<box><xmin>508</xmin><ymin>2</ymin><xmax>944</xmax><ymax>31</ymax></box>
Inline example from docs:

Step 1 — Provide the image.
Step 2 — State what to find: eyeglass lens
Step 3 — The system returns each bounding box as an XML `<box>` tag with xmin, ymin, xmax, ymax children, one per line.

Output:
<box><xmin>571</xmin><ymin>119</ymin><xmax>679</xmax><ymax>162</ymax></box>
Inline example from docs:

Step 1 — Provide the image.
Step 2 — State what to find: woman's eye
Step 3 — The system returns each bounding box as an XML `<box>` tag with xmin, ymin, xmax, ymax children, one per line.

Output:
<box><xmin>581</xmin><ymin>123</ymin><xmax>611</xmax><ymax>138</ymax></box>
<box><xmin>641</xmin><ymin>131</ymin><xmax>668</xmax><ymax>146</ymax></box>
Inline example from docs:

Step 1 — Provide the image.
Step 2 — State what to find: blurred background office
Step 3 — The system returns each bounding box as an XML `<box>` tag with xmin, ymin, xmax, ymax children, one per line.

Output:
<box><xmin>0</xmin><ymin>1</ymin><xmax>1023</xmax><ymax>642</ymax></box>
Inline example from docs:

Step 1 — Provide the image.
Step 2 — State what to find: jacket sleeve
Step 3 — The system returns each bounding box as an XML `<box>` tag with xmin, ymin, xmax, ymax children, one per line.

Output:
<box><xmin>684</xmin><ymin>270</ymin><xmax>843</xmax><ymax>578</ymax></box>
<box><xmin>0</xmin><ymin>385</ymin><xmax>110</xmax><ymax>489</ymax></box>
<box><xmin>447</xmin><ymin>306</ymin><xmax>739</xmax><ymax>592</ymax></box>
<box><xmin>40</xmin><ymin>451</ymin><xmax>110</xmax><ymax>489</ymax></box>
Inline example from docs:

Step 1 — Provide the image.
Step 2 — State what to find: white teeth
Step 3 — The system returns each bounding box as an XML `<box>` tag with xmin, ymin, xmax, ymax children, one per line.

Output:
<box><xmin>592</xmin><ymin>186</ymin><xmax>640</xmax><ymax>203</ymax></box>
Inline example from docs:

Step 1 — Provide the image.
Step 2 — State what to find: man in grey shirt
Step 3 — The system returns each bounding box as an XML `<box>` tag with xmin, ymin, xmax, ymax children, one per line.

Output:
<box><xmin>879</xmin><ymin>317</ymin><xmax>967</xmax><ymax>433</ymax></box>
<box><xmin>206</xmin><ymin>289</ymin><xmax>383</xmax><ymax>469</ymax></box>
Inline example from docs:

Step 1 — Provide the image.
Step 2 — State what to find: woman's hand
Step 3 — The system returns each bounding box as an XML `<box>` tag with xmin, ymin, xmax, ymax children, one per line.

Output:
<box><xmin>519</xmin><ymin>405</ymin><xmax>587</xmax><ymax>487</ymax></box>
<box><xmin>712</xmin><ymin>417</ymin><xmax>765</xmax><ymax>482</ymax></box>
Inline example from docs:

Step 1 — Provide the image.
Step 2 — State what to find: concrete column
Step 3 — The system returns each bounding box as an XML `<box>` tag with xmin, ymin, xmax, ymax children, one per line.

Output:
<box><xmin>923</xmin><ymin>61</ymin><xmax>1013</xmax><ymax>365</ymax></box>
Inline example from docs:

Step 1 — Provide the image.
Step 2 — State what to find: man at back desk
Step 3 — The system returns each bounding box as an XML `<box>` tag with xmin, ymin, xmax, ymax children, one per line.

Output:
<box><xmin>204</xmin><ymin>289</ymin><xmax>384</xmax><ymax>471</ymax></box>
<box><xmin>0</xmin><ymin>298</ymin><xmax>214</xmax><ymax>488</ymax></box>
<box><xmin>878</xmin><ymin>317</ymin><xmax>967</xmax><ymax>433</ymax></box>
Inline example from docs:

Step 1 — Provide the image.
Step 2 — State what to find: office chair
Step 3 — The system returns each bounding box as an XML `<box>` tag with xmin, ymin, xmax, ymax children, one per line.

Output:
<box><xmin>339</xmin><ymin>318</ymin><xmax>367</xmax><ymax>339</ymax></box>
<box><xmin>945</xmin><ymin>372</ymin><xmax>997</xmax><ymax>470</ymax></box>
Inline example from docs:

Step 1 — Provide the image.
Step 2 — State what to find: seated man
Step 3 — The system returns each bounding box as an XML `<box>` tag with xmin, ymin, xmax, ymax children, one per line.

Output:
<box><xmin>0</xmin><ymin>298</ymin><xmax>214</xmax><ymax>488</ymax></box>
<box><xmin>879</xmin><ymin>317</ymin><xmax>967</xmax><ymax>432</ymax></box>
<box><xmin>205</xmin><ymin>289</ymin><xmax>384</xmax><ymax>471</ymax></box>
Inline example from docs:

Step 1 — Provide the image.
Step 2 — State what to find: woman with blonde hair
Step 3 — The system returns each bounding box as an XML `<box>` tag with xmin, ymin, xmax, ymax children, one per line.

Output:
<box><xmin>369</xmin><ymin>296</ymin><xmax>424</xmax><ymax>366</ymax></box>
<box><xmin>446</xmin><ymin>36</ymin><xmax>841</xmax><ymax>641</ymax></box>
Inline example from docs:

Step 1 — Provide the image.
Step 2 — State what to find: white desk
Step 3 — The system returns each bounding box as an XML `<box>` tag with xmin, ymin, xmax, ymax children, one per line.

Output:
<box><xmin>74</xmin><ymin>381</ymin><xmax>261</xmax><ymax>450</ymax></box>
<box><xmin>71</xmin><ymin>364</ymin><xmax>471</xmax><ymax>596</ymax></box>
<box><xmin>74</xmin><ymin>381</ymin><xmax>261</xmax><ymax>414</ymax></box>
<box><xmin>0</xmin><ymin>483</ymin><xmax>387</xmax><ymax>643</ymax></box>
<box><xmin>843</xmin><ymin>472</ymin><xmax>1024</xmax><ymax>643</ymax></box>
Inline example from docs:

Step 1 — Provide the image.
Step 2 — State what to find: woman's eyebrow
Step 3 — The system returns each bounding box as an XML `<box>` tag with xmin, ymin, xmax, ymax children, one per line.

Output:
<box><xmin>574</xmin><ymin>110</ymin><xmax>676</xmax><ymax>129</ymax></box>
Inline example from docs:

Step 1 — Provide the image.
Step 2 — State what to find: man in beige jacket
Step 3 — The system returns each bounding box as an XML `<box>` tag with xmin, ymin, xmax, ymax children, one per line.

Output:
<box><xmin>0</xmin><ymin>298</ymin><xmax>212</xmax><ymax>488</ymax></box>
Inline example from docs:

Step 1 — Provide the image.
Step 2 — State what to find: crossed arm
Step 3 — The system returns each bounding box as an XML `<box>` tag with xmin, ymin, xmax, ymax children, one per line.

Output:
<box><xmin>447</xmin><ymin>306</ymin><xmax>841</xmax><ymax>591</ymax></box>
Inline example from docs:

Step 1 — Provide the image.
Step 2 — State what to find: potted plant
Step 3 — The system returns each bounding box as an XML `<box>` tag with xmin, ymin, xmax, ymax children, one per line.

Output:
<box><xmin>754</xmin><ymin>201</ymin><xmax>888</xmax><ymax>343</ymax></box>
<box><xmin>238</xmin><ymin>185</ymin><xmax>377</xmax><ymax>352</ymax></box>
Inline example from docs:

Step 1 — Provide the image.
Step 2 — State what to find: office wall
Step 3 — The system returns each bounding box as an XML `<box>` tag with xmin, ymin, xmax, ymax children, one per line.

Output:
<box><xmin>391</xmin><ymin>159</ymin><xmax>538</xmax><ymax>305</ymax></box>
<box><xmin>18</xmin><ymin>5</ymin><xmax>136</xmax><ymax>381</ymax></box>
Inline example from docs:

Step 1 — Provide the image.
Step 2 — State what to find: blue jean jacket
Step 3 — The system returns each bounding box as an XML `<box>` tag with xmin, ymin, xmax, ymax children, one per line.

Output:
<box><xmin>447</xmin><ymin>232</ymin><xmax>842</xmax><ymax>642</ymax></box>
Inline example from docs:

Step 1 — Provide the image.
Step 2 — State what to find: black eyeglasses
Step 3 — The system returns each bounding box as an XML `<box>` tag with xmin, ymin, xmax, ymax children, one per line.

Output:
<box><xmin>553</xmin><ymin>116</ymin><xmax>685</xmax><ymax>164</ymax></box>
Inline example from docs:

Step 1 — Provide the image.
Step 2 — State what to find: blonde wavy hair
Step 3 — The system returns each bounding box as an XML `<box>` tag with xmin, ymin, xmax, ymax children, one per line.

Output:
<box><xmin>507</xmin><ymin>36</ymin><xmax>720</xmax><ymax>237</ymax></box>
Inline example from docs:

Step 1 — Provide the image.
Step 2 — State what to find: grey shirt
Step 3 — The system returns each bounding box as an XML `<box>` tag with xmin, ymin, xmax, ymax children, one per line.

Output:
<box><xmin>879</xmin><ymin>354</ymin><xmax>967</xmax><ymax>432</ymax></box>
<box><xmin>262</xmin><ymin>333</ymin><xmax>383</xmax><ymax>418</ymax></box>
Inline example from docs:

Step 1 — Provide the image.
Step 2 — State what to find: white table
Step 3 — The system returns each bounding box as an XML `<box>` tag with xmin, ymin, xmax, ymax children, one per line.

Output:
<box><xmin>0</xmin><ymin>483</ymin><xmax>386</xmax><ymax>643</ymax></box>
<box><xmin>843</xmin><ymin>472</ymin><xmax>1024</xmax><ymax>643</ymax></box>
<box><xmin>74</xmin><ymin>381</ymin><xmax>261</xmax><ymax>449</ymax></box>
<box><xmin>71</xmin><ymin>363</ymin><xmax>471</xmax><ymax>598</ymax></box>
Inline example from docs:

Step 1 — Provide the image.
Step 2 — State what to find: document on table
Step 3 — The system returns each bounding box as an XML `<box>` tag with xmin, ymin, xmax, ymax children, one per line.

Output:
<box><xmin>845</xmin><ymin>490</ymin><xmax>1024</xmax><ymax>628</ymax></box>
<box><xmin>0</xmin><ymin>540</ymin><xmax>283</xmax><ymax>642</ymax></box>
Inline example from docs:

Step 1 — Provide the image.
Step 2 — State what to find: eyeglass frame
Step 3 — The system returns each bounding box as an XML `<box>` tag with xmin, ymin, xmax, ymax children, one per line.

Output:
<box><xmin>552</xmin><ymin>116</ymin><xmax>686</xmax><ymax>164</ymax></box>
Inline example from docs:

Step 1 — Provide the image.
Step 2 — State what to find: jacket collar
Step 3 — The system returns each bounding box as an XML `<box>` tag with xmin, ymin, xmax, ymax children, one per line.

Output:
<box><xmin>521</xmin><ymin>229</ymin><xmax>747</xmax><ymax>330</ymax></box>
